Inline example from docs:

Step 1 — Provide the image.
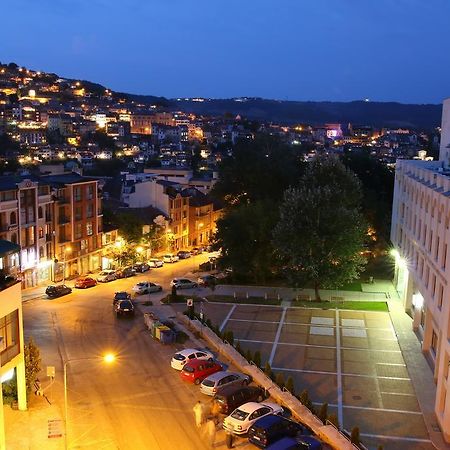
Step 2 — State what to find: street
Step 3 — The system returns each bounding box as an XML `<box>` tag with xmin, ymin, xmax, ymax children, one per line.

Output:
<box><xmin>21</xmin><ymin>254</ymin><xmax>220</xmax><ymax>450</ymax></box>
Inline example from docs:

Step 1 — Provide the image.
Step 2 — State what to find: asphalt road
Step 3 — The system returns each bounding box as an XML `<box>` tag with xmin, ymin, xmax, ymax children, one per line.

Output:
<box><xmin>23</xmin><ymin>254</ymin><xmax>218</xmax><ymax>450</ymax></box>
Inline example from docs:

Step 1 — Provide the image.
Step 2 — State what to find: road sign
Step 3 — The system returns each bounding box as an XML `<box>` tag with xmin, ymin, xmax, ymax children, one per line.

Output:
<box><xmin>47</xmin><ymin>366</ymin><xmax>55</xmax><ymax>378</ymax></box>
<box><xmin>187</xmin><ymin>299</ymin><xmax>193</xmax><ymax>307</ymax></box>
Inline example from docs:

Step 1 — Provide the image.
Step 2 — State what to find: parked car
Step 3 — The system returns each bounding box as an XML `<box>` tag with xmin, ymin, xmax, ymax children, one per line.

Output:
<box><xmin>180</xmin><ymin>359</ymin><xmax>222</xmax><ymax>384</ymax></box>
<box><xmin>113</xmin><ymin>291</ymin><xmax>131</xmax><ymax>305</ymax></box>
<box><xmin>200</xmin><ymin>371</ymin><xmax>250</xmax><ymax>396</ymax></box>
<box><xmin>170</xmin><ymin>278</ymin><xmax>198</xmax><ymax>289</ymax></box>
<box><xmin>177</xmin><ymin>250</ymin><xmax>191</xmax><ymax>259</ymax></box>
<box><xmin>114</xmin><ymin>299</ymin><xmax>135</xmax><ymax>317</ymax></box>
<box><xmin>148</xmin><ymin>258</ymin><xmax>164</xmax><ymax>268</ymax></box>
<box><xmin>115</xmin><ymin>266</ymin><xmax>136</xmax><ymax>278</ymax></box>
<box><xmin>171</xmin><ymin>348</ymin><xmax>214</xmax><ymax>370</ymax></box>
<box><xmin>197</xmin><ymin>274</ymin><xmax>218</xmax><ymax>287</ymax></box>
<box><xmin>132</xmin><ymin>281</ymin><xmax>162</xmax><ymax>295</ymax></box>
<box><xmin>74</xmin><ymin>277</ymin><xmax>97</xmax><ymax>289</ymax></box>
<box><xmin>191</xmin><ymin>247</ymin><xmax>204</xmax><ymax>255</ymax></box>
<box><xmin>265</xmin><ymin>436</ymin><xmax>323</xmax><ymax>450</ymax></box>
<box><xmin>223</xmin><ymin>402</ymin><xmax>283</xmax><ymax>435</ymax></box>
<box><xmin>97</xmin><ymin>270</ymin><xmax>116</xmax><ymax>283</ymax></box>
<box><xmin>213</xmin><ymin>385</ymin><xmax>266</xmax><ymax>415</ymax></box>
<box><xmin>132</xmin><ymin>262</ymin><xmax>150</xmax><ymax>273</ymax></box>
<box><xmin>163</xmin><ymin>254</ymin><xmax>179</xmax><ymax>263</ymax></box>
<box><xmin>248</xmin><ymin>415</ymin><xmax>303</xmax><ymax>448</ymax></box>
<box><xmin>45</xmin><ymin>284</ymin><xmax>72</xmax><ymax>298</ymax></box>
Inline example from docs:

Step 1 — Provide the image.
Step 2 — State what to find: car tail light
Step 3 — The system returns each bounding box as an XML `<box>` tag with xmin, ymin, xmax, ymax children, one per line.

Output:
<box><xmin>212</xmin><ymin>388</ymin><xmax>217</xmax><ymax>393</ymax></box>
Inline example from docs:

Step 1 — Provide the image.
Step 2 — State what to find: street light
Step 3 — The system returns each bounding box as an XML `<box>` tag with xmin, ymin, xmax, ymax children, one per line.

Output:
<box><xmin>62</xmin><ymin>246</ymin><xmax>71</xmax><ymax>285</ymax></box>
<box><xmin>63</xmin><ymin>353</ymin><xmax>116</xmax><ymax>450</ymax></box>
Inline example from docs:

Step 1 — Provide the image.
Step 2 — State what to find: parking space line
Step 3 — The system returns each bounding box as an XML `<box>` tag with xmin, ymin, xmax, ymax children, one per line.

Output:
<box><xmin>360</xmin><ymin>433</ymin><xmax>432</xmax><ymax>443</ymax></box>
<box><xmin>312</xmin><ymin>402</ymin><xmax>423</xmax><ymax>415</ymax></box>
<box><xmin>219</xmin><ymin>304</ymin><xmax>237</xmax><ymax>332</ymax></box>
<box><xmin>335</xmin><ymin>309</ymin><xmax>343</xmax><ymax>428</ymax></box>
<box><xmin>228</xmin><ymin>318</ymin><xmax>280</xmax><ymax>324</ymax></box>
<box><xmin>269</xmin><ymin>307</ymin><xmax>287</xmax><ymax>365</ymax></box>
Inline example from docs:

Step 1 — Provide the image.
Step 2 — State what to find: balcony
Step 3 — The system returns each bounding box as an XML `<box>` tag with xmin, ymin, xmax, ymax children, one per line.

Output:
<box><xmin>58</xmin><ymin>216</ymin><xmax>70</xmax><ymax>225</ymax></box>
<box><xmin>53</xmin><ymin>196</ymin><xmax>69</xmax><ymax>204</ymax></box>
<box><xmin>0</xmin><ymin>199</ymin><xmax>18</xmax><ymax>211</ymax></box>
<box><xmin>59</xmin><ymin>236</ymin><xmax>71</xmax><ymax>243</ymax></box>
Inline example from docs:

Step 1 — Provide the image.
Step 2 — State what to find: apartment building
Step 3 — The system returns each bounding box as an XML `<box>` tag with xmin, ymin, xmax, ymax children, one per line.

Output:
<box><xmin>391</xmin><ymin>98</ymin><xmax>450</xmax><ymax>440</ymax></box>
<box><xmin>0</xmin><ymin>241</ymin><xmax>27</xmax><ymax>449</ymax></box>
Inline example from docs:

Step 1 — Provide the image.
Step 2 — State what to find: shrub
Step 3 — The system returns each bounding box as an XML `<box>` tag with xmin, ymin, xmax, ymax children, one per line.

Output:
<box><xmin>275</xmin><ymin>373</ymin><xmax>285</xmax><ymax>389</ymax></box>
<box><xmin>318</xmin><ymin>402</ymin><xmax>328</xmax><ymax>424</ymax></box>
<box><xmin>253</xmin><ymin>351</ymin><xmax>261</xmax><ymax>368</ymax></box>
<box><xmin>245</xmin><ymin>349</ymin><xmax>253</xmax><ymax>363</ymax></box>
<box><xmin>285</xmin><ymin>376</ymin><xmax>295</xmax><ymax>395</ymax></box>
<box><xmin>264</xmin><ymin>362</ymin><xmax>273</xmax><ymax>380</ymax></box>
<box><xmin>25</xmin><ymin>337</ymin><xmax>41</xmax><ymax>393</ymax></box>
<box><xmin>227</xmin><ymin>330</ymin><xmax>234</xmax><ymax>345</ymax></box>
<box><xmin>351</xmin><ymin>427</ymin><xmax>360</xmax><ymax>445</ymax></box>
<box><xmin>327</xmin><ymin>413</ymin><xmax>339</xmax><ymax>429</ymax></box>
<box><xmin>297</xmin><ymin>390</ymin><xmax>314</xmax><ymax>413</ymax></box>
<box><xmin>235</xmin><ymin>340</ymin><xmax>242</xmax><ymax>355</ymax></box>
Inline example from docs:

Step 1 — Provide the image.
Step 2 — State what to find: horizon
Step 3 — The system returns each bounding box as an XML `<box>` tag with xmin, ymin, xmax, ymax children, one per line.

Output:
<box><xmin>1</xmin><ymin>1</ymin><xmax>449</xmax><ymax>104</ymax></box>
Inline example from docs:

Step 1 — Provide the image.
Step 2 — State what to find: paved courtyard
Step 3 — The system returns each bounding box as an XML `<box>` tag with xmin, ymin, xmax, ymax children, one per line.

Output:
<box><xmin>193</xmin><ymin>302</ymin><xmax>434</xmax><ymax>450</ymax></box>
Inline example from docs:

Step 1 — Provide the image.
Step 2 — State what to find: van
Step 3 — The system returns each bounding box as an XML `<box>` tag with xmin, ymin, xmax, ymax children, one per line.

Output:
<box><xmin>248</xmin><ymin>414</ymin><xmax>303</xmax><ymax>448</ymax></box>
<box><xmin>213</xmin><ymin>385</ymin><xmax>265</xmax><ymax>415</ymax></box>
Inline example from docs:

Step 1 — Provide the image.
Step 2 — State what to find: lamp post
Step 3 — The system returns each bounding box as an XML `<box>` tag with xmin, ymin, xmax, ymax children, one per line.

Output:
<box><xmin>62</xmin><ymin>246</ymin><xmax>71</xmax><ymax>285</ymax></box>
<box><xmin>63</xmin><ymin>353</ymin><xmax>116</xmax><ymax>450</ymax></box>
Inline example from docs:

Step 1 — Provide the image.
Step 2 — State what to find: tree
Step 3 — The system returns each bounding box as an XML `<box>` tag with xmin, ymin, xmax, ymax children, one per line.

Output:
<box><xmin>264</xmin><ymin>362</ymin><xmax>273</xmax><ymax>379</ymax></box>
<box><xmin>253</xmin><ymin>350</ymin><xmax>261</xmax><ymax>368</ymax></box>
<box><xmin>285</xmin><ymin>376</ymin><xmax>295</xmax><ymax>395</ymax></box>
<box><xmin>351</xmin><ymin>426</ymin><xmax>360</xmax><ymax>445</ymax></box>
<box><xmin>25</xmin><ymin>337</ymin><xmax>41</xmax><ymax>393</ymax></box>
<box><xmin>328</xmin><ymin>413</ymin><xmax>339</xmax><ymax>429</ymax></box>
<box><xmin>273</xmin><ymin>156</ymin><xmax>367</xmax><ymax>300</ymax></box>
<box><xmin>275</xmin><ymin>373</ymin><xmax>285</xmax><ymax>389</ymax></box>
<box><xmin>297</xmin><ymin>389</ymin><xmax>314</xmax><ymax>413</ymax></box>
<box><xmin>142</xmin><ymin>224</ymin><xmax>165</xmax><ymax>255</ymax></box>
<box><xmin>318</xmin><ymin>402</ymin><xmax>328</xmax><ymax>424</ymax></box>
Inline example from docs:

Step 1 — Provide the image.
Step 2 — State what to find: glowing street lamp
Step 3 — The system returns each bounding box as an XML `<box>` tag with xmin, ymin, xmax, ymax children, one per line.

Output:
<box><xmin>63</xmin><ymin>353</ymin><xmax>116</xmax><ymax>449</ymax></box>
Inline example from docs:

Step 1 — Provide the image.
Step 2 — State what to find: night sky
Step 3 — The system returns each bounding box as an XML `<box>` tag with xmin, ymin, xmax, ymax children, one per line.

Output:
<box><xmin>2</xmin><ymin>0</ymin><xmax>449</xmax><ymax>103</ymax></box>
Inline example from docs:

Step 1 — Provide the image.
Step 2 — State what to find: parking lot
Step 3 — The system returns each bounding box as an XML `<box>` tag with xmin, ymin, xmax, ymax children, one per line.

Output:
<box><xmin>184</xmin><ymin>302</ymin><xmax>435</xmax><ymax>450</ymax></box>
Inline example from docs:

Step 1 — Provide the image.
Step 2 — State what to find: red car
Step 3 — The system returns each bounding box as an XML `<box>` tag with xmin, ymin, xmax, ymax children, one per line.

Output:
<box><xmin>74</xmin><ymin>277</ymin><xmax>97</xmax><ymax>289</ymax></box>
<box><xmin>180</xmin><ymin>359</ymin><xmax>222</xmax><ymax>385</ymax></box>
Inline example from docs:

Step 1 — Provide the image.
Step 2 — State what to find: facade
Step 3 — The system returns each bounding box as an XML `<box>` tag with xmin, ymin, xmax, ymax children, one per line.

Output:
<box><xmin>0</xmin><ymin>241</ymin><xmax>27</xmax><ymax>450</ymax></box>
<box><xmin>391</xmin><ymin>97</ymin><xmax>450</xmax><ymax>440</ymax></box>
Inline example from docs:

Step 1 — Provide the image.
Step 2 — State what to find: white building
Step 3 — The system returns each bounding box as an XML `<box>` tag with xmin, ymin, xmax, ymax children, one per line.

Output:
<box><xmin>391</xmin><ymin>97</ymin><xmax>450</xmax><ymax>440</ymax></box>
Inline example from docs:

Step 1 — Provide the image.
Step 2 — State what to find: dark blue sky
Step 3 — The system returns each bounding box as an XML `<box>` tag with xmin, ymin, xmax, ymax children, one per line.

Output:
<box><xmin>2</xmin><ymin>0</ymin><xmax>449</xmax><ymax>103</ymax></box>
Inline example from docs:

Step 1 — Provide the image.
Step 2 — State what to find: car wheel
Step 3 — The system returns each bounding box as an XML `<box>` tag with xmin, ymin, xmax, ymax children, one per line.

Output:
<box><xmin>194</xmin><ymin>378</ymin><xmax>201</xmax><ymax>385</ymax></box>
<box><xmin>208</xmin><ymin>357</ymin><xmax>214</xmax><ymax>362</ymax></box>
<box><xmin>159</xmin><ymin>286</ymin><xmax>162</xmax><ymax>291</ymax></box>
<box><xmin>242</xmin><ymin>379</ymin><xmax>249</xmax><ymax>386</ymax></box>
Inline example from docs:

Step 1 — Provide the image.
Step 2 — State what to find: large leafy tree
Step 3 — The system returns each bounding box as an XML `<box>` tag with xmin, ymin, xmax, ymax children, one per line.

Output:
<box><xmin>273</xmin><ymin>156</ymin><xmax>367</xmax><ymax>300</ymax></box>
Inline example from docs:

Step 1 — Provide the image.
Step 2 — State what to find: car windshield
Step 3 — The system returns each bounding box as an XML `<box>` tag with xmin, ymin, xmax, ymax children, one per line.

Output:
<box><xmin>202</xmin><ymin>379</ymin><xmax>215</xmax><ymax>387</ymax></box>
<box><xmin>120</xmin><ymin>301</ymin><xmax>133</xmax><ymax>309</ymax></box>
<box><xmin>230</xmin><ymin>409</ymin><xmax>249</xmax><ymax>421</ymax></box>
<box><xmin>99</xmin><ymin>272</ymin><xmax>107</xmax><ymax>276</ymax></box>
<box><xmin>137</xmin><ymin>283</ymin><xmax>146</xmax><ymax>287</ymax></box>
<box><xmin>183</xmin><ymin>366</ymin><xmax>195</xmax><ymax>373</ymax></box>
<box><xmin>173</xmin><ymin>354</ymin><xmax>186</xmax><ymax>361</ymax></box>
<box><xmin>115</xmin><ymin>292</ymin><xmax>129</xmax><ymax>299</ymax></box>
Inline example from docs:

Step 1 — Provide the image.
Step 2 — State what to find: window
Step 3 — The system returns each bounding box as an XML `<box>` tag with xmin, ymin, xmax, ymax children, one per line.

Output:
<box><xmin>438</xmin><ymin>285</ymin><xmax>444</xmax><ymax>310</ymax></box>
<box><xmin>431</xmin><ymin>330</ymin><xmax>438</xmax><ymax>355</ymax></box>
<box><xmin>74</xmin><ymin>187</ymin><xmax>82</xmax><ymax>202</ymax></box>
<box><xmin>38</xmin><ymin>206</ymin><xmax>43</xmax><ymax>219</ymax></box>
<box><xmin>86</xmin><ymin>222</ymin><xmax>93</xmax><ymax>236</ymax></box>
<box><xmin>10</xmin><ymin>211</ymin><xmax>16</xmax><ymax>225</ymax></box>
<box><xmin>38</xmin><ymin>227</ymin><xmax>44</xmax><ymax>239</ymax></box>
<box><xmin>75</xmin><ymin>223</ymin><xmax>82</xmax><ymax>239</ymax></box>
<box><xmin>86</xmin><ymin>203</ymin><xmax>93</xmax><ymax>218</ymax></box>
<box><xmin>87</xmin><ymin>185</ymin><xmax>94</xmax><ymax>200</ymax></box>
<box><xmin>1</xmin><ymin>191</ymin><xmax>15</xmax><ymax>201</ymax></box>
<box><xmin>75</xmin><ymin>207</ymin><xmax>82</xmax><ymax>221</ymax></box>
<box><xmin>0</xmin><ymin>310</ymin><xmax>20</xmax><ymax>366</ymax></box>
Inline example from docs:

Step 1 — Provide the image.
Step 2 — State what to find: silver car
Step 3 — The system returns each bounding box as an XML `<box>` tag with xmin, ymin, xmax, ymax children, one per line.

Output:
<box><xmin>200</xmin><ymin>371</ymin><xmax>251</xmax><ymax>396</ymax></box>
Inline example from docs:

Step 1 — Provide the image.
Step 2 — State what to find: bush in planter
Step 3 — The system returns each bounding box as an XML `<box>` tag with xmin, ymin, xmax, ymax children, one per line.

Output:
<box><xmin>351</xmin><ymin>427</ymin><xmax>360</xmax><ymax>445</ymax></box>
<box><xmin>297</xmin><ymin>390</ymin><xmax>314</xmax><ymax>413</ymax></box>
<box><xmin>285</xmin><ymin>376</ymin><xmax>295</xmax><ymax>395</ymax></box>
<box><xmin>318</xmin><ymin>402</ymin><xmax>328</xmax><ymax>424</ymax></box>
<box><xmin>253</xmin><ymin>351</ymin><xmax>261</xmax><ymax>368</ymax></box>
<box><xmin>264</xmin><ymin>362</ymin><xmax>273</xmax><ymax>380</ymax></box>
<box><xmin>327</xmin><ymin>413</ymin><xmax>339</xmax><ymax>429</ymax></box>
<box><xmin>235</xmin><ymin>340</ymin><xmax>242</xmax><ymax>355</ymax></box>
<box><xmin>275</xmin><ymin>372</ymin><xmax>285</xmax><ymax>390</ymax></box>
<box><xmin>245</xmin><ymin>349</ymin><xmax>253</xmax><ymax>363</ymax></box>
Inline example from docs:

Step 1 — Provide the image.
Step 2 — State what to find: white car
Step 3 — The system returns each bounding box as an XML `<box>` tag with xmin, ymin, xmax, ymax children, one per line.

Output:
<box><xmin>170</xmin><ymin>278</ymin><xmax>198</xmax><ymax>289</ymax></box>
<box><xmin>132</xmin><ymin>281</ymin><xmax>162</xmax><ymax>295</ymax></box>
<box><xmin>97</xmin><ymin>270</ymin><xmax>116</xmax><ymax>283</ymax></box>
<box><xmin>171</xmin><ymin>348</ymin><xmax>214</xmax><ymax>370</ymax></box>
<box><xmin>223</xmin><ymin>402</ymin><xmax>284</xmax><ymax>435</ymax></box>
<box><xmin>163</xmin><ymin>254</ymin><xmax>179</xmax><ymax>263</ymax></box>
<box><xmin>200</xmin><ymin>371</ymin><xmax>250</xmax><ymax>396</ymax></box>
<box><xmin>148</xmin><ymin>258</ymin><xmax>164</xmax><ymax>268</ymax></box>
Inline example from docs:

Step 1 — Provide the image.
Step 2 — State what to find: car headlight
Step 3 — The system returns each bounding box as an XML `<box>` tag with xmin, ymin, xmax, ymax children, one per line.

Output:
<box><xmin>237</xmin><ymin>425</ymin><xmax>242</xmax><ymax>430</ymax></box>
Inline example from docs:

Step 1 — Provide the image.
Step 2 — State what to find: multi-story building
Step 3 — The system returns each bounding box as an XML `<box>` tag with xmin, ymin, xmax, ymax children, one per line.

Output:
<box><xmin>391</xmin><ymin>97</ymin><xmax>450</xmax><ymax>440</ymax></box>
<box><xmin>0</xmin><ymin>240</ymin><xmax>27</xmax><ymax>449</ymax></box>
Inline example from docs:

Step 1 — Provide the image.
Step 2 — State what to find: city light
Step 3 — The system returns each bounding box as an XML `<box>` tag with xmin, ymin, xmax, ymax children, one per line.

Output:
<box><xmin>103</xmin><ymin>353</ymin><xmax>116</xmax><ymax>364</ymax></box>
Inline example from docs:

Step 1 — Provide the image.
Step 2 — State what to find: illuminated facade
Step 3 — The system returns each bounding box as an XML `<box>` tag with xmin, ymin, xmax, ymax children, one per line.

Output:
<box><xmin>391</xmin><ymin>98</ymin><xmax>450</xmax><ymax>440</ymax></box>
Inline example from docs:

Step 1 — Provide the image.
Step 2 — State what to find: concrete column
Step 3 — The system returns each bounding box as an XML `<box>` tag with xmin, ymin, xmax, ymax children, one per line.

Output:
<box><xmin>0</xmin><ymin>383</ymin><xmax>5</xmax><ymax>450</ymax></box>
<box><xmin>16</xmin><ymin>358</ymin><xmax>27</xmax><ymax>411</ymax></box>
<box><xmin>404</xmin><ymin>271</ymin><xmax>414</xmax><ymax>312</ymax></box>
<box><xmin>412</xmin><ymin>305</ymin><xmax>421</xmax><ymax>330</ymax></box>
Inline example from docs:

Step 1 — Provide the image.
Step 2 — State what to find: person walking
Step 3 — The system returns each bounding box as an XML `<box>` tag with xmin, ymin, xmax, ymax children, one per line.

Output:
<box><xmin>193</xmin><ymin>400</ymin><xmax>206</xmax><ymax>428</ymax></box>
<box><xmin>206</xmin><ymin>418</ymin><xmax>216</xmax><ymax>447</ymax></box>
<box><xmin>210</xmin><ymin>399</ymin><xmax>221</xmax><ymax>424</ymax></box>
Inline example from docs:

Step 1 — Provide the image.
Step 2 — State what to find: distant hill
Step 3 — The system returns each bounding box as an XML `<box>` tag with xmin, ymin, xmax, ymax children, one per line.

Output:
<box><xmin>170</xmin><ymin>98</ymin><xmax>442</xmax><ymax>130</ymax></box>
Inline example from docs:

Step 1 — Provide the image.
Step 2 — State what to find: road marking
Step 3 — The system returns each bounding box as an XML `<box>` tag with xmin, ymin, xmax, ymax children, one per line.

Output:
<box><xmin>269</xmin><ymin>307</ymin><xmax>287</xmax><ymax>365</ymax></box>
<box><xmin>360</xmin><ymin>433</ymin><xmax>432</xmax><ymax>443</ymax></box>
<box><xmin>312</xmin><ymin>402</ymin><xmax>423</xmax><ymax>415</ymax></box>
<box><xmin>335</xmin><ymin>309</ymin><xmax>343</xmax><ymax>428</ymax></box>
<box><xmin>219</xmin><ymin>304</ymin><xmax>237</xmax><ymax>332</ymax></box>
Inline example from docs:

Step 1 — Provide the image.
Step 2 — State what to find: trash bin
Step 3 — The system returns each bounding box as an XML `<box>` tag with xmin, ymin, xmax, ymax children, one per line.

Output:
<box><xmin>160</xmin><ymin>329</ymin><xmax>175</xmax><ymax>345</ymax></box>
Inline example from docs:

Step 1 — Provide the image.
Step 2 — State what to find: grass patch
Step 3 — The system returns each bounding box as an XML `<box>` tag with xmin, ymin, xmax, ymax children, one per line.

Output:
<box><xmin>338</xmin><ymin>282</ymin><xmax>362</xmax><ymax>292</ymax></box>
<box><xmin>207</xmin><ymin>294</ymin><xmax>281</xmax><ymax>305</ymax></box>
<box><xmin>292</xmin><ymin>300</ymin><xmax>389</xmax><ymax>312</ymax></box>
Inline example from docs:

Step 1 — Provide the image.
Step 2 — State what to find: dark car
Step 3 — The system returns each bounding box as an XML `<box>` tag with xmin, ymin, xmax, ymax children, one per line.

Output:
<box><xmin>265</xmin><ymin>436</ymin><xmax>323</xmax><ymax>450</ymax></box>
<box><xmin>213</xmin><ymin>385</ymin><xmax>266</xmax><ymax>415</ymax></box>
<box><xmin>248</xmin><ymin>415</ymin><xmax>304</xmax><ymax>448</ymax></box>
<box><xmin>115</xmin><ymin>266</ymin><xmax>136</xmax><ymax>278</ymax></box>
<box><xmin>113</xmin><ymin>291</ymin><xmax>131</xmax><ymax>305</ymax></box>
<box><xmin>45</xmin><ymin>285</ymin><xmax>72</xmax><ymax>298</ymax></box>
<box><xmin>197</xmin><ymin>274</ymin><xmax>218</xmax><ymax>287</ymax></box>
<box><xmin>191</xmin><ymin>247</ymin><xmax>203</xmax><ymax>255</ymax></box>
<box><xmin>132</xmin><ymin>262</ymin><xmax>150</xmax><ymax>273</ymax></box>
<box><xmin>114</xmin><ymin>299</ymin><xmax>135</xmax><ymax>317</ymax></box>
<box><xmin>177</xmin><ymin>250</ymin><xmax>191</xmax><ymax>259</ymax></box>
